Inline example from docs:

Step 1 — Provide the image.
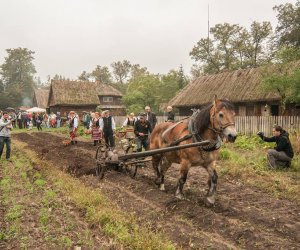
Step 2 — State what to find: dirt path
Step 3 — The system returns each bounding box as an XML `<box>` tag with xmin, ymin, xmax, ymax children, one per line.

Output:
<box><xmin>13</xmin><ymin>132</ymin><xmax>300</xmax><ymax>249</ymax></box>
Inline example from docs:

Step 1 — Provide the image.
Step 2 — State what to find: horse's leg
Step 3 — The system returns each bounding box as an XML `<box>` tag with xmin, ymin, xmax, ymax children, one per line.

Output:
<box><xmin>205</xmin><ymin>161</ymin><xmax>218</xmax><ymax>205</ymax></box>
<box><xmin>158</xmin><ymin>156</ymin><xmax>170</xmax><ymax>191</ymax></box>
<box><xmin>175</xmin><ymin>160</ymin><xmax>191</xmax><ymax>199</ymax></box>
<box><xmin>152</xmin><ymin>155</ymin><xmax>162</xmax><ymax>186</ymax></box>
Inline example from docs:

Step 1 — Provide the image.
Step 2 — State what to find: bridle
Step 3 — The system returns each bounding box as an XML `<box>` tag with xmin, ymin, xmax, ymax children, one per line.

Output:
<box><xmin>209</xmin><ymin>106</ymin><xmax>235</xmax><ymax>135</ymax></box>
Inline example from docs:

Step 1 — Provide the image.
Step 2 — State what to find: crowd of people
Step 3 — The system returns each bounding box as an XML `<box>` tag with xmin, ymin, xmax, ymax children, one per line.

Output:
<box><xmin>0</xmin><ymin>106</ymin><xmax>295</xmax><ymax>169</ymax></box>
<box><xmin>0</xmin><ymin>110</ymin><xmax>62</xmax><ymax>130</ymax></box>
<box><xmin>76</xmin><ymin>105</ymin><xmax>175</xmax><ymax>152</ymax></box>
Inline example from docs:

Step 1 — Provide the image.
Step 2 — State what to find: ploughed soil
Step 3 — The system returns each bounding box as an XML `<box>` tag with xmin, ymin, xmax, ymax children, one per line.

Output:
<box><xmin>14</xmin><ymin>132</ymin><xmax>300</xmax><ymax>249</ymax></box>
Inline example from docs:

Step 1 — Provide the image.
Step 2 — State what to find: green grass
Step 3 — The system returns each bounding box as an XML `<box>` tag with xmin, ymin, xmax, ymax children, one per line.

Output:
<box><xmin>219</xmin><ymin>135</ymin><xmax>300</xmax><ymax>203</ymax></box>
<box><xmin>12</xmin><ymin>140</ymin><xmax>175</xmax><ymax>250</ymax></box>
<box><xmin>0</xmin><ymin>154</ymin><xmax>107</xmax><ymax>248</ymax></box>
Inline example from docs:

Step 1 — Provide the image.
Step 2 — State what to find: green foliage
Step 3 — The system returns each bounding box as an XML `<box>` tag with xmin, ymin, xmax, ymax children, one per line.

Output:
<box><xmin>219</xmin><ymin>147</ymin><xmax>232</xmax><ymax>160</ymax></box>
<box><xmin>90</xmin><ymin>65</ymin><xmax>112</xmax><ymax>84</ymax></box>
<box><xmin>5</xmin><ymin>205</ymin><xmax>22</xmax><ymax>222</ymax></box>
<box><xmin>123</xmin><ymin>67</ymin><xmax>188</xmax><ymax>114</ymax></box>
<box><xmin>274</xmin><ymin>0</ymin><xmax>300</xmax><ymax>47</ymax></box>
<box><xmin>34</xmin><ymin>179</ymin><xmax>46</xmax><ymax>187</ymax></box>
<box><xmin>78</xmin><ymin>70</ymin><xmax>90</xmax><ymax>81</ymax></box>
<box><xmin>0</xmin><ymin>47</ymin><xmax>36</xmax><ymax>108</ymax></box>
<box><xmin>234</xmin><ymin>135</ymin><xmax>272</xmax><ymax>150</ymax></box>
<box><xmin>190</xmin><ymin>22</ymin><xmax>272</xmax><ymax>74</ymax></box>
<box><xmin>111</xmin><ymin>60</ymin><xmax>132</xmax><ymax>84</ymax></box>
<box><xmin>274</xmin><ymin>46</ymin><xmax>300</xmax><ymax>63</ymax></box>
<box><xmin>262</xmin><ymin>63</ymin><xmax>300</xmax><ymax>112</ymax></box>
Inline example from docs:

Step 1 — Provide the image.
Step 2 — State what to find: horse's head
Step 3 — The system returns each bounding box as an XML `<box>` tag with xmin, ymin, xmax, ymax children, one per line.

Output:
<box><xmin>210</xmin><ymin>95</ymin><xmax>237</xmax><ymax>142</ymax></box>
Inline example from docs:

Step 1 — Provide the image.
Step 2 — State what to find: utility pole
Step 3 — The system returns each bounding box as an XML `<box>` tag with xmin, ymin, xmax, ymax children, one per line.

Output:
<box><xmin>208</xmin><ymin>4</ymin><xmax>210</xmax><ymax>55</ymax></box>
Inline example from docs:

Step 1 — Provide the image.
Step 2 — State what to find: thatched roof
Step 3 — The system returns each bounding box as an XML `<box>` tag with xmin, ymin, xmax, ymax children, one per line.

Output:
<box><xmin>97</xmin><ymin>83</ymin><xmax>123</xmax><ymax>96</ymax></box>
<box><xmin>48</xmin><ymin>80</ymin><xmax>122</xmax><ymax>106</ymax></box>
<box><xmin>169</xmin><ymin>67</ymin><xmax>282</xmax><ymax>107</ymax></box>
<box><xmin>33</xmin><ymin>89</ymin><xmax>49</xmax><ymax>109</ymax></box>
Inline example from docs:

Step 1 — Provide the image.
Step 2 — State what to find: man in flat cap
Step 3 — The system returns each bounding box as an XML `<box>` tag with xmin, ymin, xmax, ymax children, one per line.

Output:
<box><xmin>134</xmin><ymin>113</ymin><xmax>152</xmax><ymax>152</ymax></box>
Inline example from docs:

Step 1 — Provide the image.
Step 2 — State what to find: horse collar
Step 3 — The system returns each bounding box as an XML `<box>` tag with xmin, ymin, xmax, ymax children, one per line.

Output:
<box><xmin>187</xmin><ymin>111</ymin><xmax>221</xmax><ymax>151</ymax></box>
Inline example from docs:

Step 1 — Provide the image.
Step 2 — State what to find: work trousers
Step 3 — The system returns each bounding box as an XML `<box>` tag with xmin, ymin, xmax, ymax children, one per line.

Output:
<box><xmin>0</xmin><ymin>136</ymin><xmax>11</xmax><ymax>160</ymax></box>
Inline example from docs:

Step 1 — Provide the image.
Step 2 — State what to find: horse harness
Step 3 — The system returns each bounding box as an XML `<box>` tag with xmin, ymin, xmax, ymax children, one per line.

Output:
<box><xmin>169</xmin><ymin>108</ymin><xmax>234</xmax><ymax>152</ymax></box>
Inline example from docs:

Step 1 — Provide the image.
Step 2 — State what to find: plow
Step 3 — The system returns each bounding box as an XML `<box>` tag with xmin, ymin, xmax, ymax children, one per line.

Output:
<box><xmin>95</xmin><ymin>140</ymin><xmax>210</xmax><ymax>179</ymax></box>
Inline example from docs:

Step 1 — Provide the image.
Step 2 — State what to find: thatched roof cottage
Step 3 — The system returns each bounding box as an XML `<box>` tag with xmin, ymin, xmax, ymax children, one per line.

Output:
<box><xmin>48</xmin><ymin>80</ymin><xmax>125</xmax><ymax>116</ymax></box>
<box><xmin>169</xmin><ymin>66</ymin><xmax>300</xmax><ymax>116</ymax></box>
<box><xmin>33</xmin><ymin>89</ymin><xmax>49</xmax><ymax>109</ymax></box>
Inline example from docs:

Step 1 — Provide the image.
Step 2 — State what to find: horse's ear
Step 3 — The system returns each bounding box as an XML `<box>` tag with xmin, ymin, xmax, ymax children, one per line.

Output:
<box><xmin>212</xmin><ymin>95</ymin><xmax>218</xmax><ymax>107</ymax></box>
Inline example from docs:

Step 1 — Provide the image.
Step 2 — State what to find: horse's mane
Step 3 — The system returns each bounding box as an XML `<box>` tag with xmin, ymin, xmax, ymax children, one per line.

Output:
<box><xmin>195</xmin><ymin>100</ymin><xmax>235</xmax><ymax>134</ymax></box>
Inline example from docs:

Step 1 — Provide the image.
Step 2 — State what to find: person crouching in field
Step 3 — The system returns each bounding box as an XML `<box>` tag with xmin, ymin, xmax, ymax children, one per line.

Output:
<box><xmin>69</xmin><ymin>111</ymin><xmax>78</xmax><ymax>145</ymax></box>
<box><xmin>90</xmin><ymin>112</ymin><xmax>102</xmax><ymax>146</ymax></box>
<box><xmin>257</xmin><ymin>125</ymin><xmax>294</xmax><ymax>168</ymax></box>
<box><xmin>0</xmin><ymin>112</ymin><xmax>14</xmax><ymax>161</ymax></box>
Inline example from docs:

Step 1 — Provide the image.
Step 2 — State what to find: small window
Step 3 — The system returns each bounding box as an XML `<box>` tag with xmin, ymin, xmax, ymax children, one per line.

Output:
<box><xmin>103</xmin><ymin>97</ymin><xmax>113</xmax><ymax>102</ymax></box>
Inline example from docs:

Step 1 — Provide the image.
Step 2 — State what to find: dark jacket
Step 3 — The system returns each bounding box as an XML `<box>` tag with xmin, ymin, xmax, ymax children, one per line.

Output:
<box><xmin>146</xmin><ymin>112</ymin><xmax>157</xmax><ymax>128</ymax></box>
<box><xmin>262</xmin><ymin>131</ymin><xmax>294</xmax><ymax>158</ymax></box>
<box><xmin>134</xmin><ymin>120</ymin><xmax>152</xmax><ymax>139</ymax></box>
<box><xmin>166</xmin><ymin>111</ymin><xmax>175</xmax><ymax>122</ymax></box>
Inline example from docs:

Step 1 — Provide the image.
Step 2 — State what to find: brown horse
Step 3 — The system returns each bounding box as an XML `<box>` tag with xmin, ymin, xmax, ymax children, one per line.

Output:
<box><xmin>149</xmin><ymin>96</ymin><xmax>237</xmax><ymax>205</ymax></box>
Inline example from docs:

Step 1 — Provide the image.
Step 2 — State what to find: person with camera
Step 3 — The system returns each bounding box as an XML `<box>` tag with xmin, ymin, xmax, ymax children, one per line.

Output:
<box><xmin>0</xmin><ymin>111</ymin><xmax>14</xmax><ymax>161</ymax></box>
<box><xmin>257</xmin><ymin>125</ymin><xmax>294</xmax><ymax>168</ymax></box>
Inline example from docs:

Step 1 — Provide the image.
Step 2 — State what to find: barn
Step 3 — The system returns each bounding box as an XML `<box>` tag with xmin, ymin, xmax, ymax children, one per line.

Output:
<box><xmin>47</xmin><ymin>80</ymin><xmax>125</xmax><ymax>117</ymax></box>
<box><xmin>168</xmin><ymin>66</ymin><xmax>300</xmax><ymax>116</ymax></box>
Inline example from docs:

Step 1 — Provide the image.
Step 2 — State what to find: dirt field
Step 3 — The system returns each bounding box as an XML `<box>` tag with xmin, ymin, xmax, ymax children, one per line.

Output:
<box><xmin>12</xmin><ymin>132</ymin><xmax>300</xmax><ymax>249</ymax></box>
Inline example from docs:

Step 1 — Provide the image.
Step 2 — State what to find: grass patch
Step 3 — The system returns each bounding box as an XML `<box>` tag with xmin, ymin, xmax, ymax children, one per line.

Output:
<box><xmin>0</xmin><ymin>153</ymin><xmax>110</xmax><ymax>248</ymax></box>
<box><xmin>219</xmin><ymin>135</ymin><xmax>300</xmax><ymax>203</ymax></box>
<box><xmin>12</xmin><ymin>140</ymin><xmax>175</xmax><ymax>250</ymax></box>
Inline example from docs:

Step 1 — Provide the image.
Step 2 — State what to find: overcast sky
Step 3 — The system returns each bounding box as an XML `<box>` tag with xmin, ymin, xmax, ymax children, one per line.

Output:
<box><xmin>0</xmin><ymin>0</ymin><xmax>296</xmax><ymax>81</ymax></box>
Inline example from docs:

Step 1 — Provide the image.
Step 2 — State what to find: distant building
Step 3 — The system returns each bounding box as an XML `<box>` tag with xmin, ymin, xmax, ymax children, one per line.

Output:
<box><xmin>168</xmin><ymin>65</ymin><xmax>300</xmax><ymax>116</ymax></box>
<box><xmin>47</xmin><ymin>80</ymin><xmax>125</xmax><ymax>117</ymax></box>
<box><xmin>33</xmin><ymin>89</ymin><xmax>49</xmax><ymax>109</ymax></box>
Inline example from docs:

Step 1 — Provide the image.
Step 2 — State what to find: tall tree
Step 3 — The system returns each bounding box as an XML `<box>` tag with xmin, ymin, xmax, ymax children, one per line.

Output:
<box><xmin>131</xmin><ymin>64</ymin><xmax>149</xmax><ymax>79</ymax></box>
<box><xmin>262</xmin><ymin>63</ymin><xmax>300</xmax><ymax>114</ymax></box>
<box><xmin>111</xmin><ymin>60</ymin><xmax>132</xmax><ymax>84</ymax></box>
<box><xmin>248</xmin><ymin>21</ymin><xmax>272</xmax><ymax>66</ymax></box>
<box><xmin>0</xmin><ymin>47</ymin><xmax>36</xmax><ymax>106</ymax></box>
<box><xmin>190</xmin><ymin>22</ymin><xmax>272</xmax><ymax>74</ymax></box>
<box><xmin>274</xmin><ymin>0</ymin><xmax>300</xmax><ymax>47</ymax></box>
<box><xmin>90</xmin><ymin>65</ymin><xmax>112</xmax><ymax>84</ymax></box>
<box><xmin>123</xmin><ymin>74</ymin><xmax>160</xmax><ymax>113</ymax></box>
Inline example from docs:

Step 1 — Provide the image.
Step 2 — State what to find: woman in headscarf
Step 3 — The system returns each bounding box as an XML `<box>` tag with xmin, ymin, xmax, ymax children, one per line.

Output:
<box><xmin>89</xmin><ymin>112</ymin><xmax>102</xmax><ymax>146</ymax></box>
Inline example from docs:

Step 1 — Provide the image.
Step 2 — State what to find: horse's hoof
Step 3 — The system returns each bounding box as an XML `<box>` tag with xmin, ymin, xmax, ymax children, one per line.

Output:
<box><xmin>154</xmin><ymin>178</ymin><xmax>161</xmax><ymax>186</ymax></box>
<box><xmin>205</xmin><ymin>196</ymin><xmax>215</xmax><ymax>206</ymax></box>
<box><xmin>175</xmin><ymin>193</ymin><xmax>184</xmax><ymax>200</ymax></box>
<box><xmin>160</xmin><ymin>184</ymin><xmax>165</xmax><ymax>191</ymax></box>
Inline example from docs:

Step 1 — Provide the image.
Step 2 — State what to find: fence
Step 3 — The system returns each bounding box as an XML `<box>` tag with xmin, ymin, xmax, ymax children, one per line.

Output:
<box><xmin>114</xmin><ymin>116</ymin><xmax>300</xmax><ymax>137</ymax></box>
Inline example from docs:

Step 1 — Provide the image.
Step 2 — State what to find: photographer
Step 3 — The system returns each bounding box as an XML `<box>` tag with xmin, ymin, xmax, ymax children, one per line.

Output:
<box><xmin>0</xmin><ymin>112</ymin><xmax>14</xmax><ymax>161</ymax></box>
<box><xmin>257</xmin><ymin>125</ymin><xmax>294</xmax><ymax>168</ymax></box>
